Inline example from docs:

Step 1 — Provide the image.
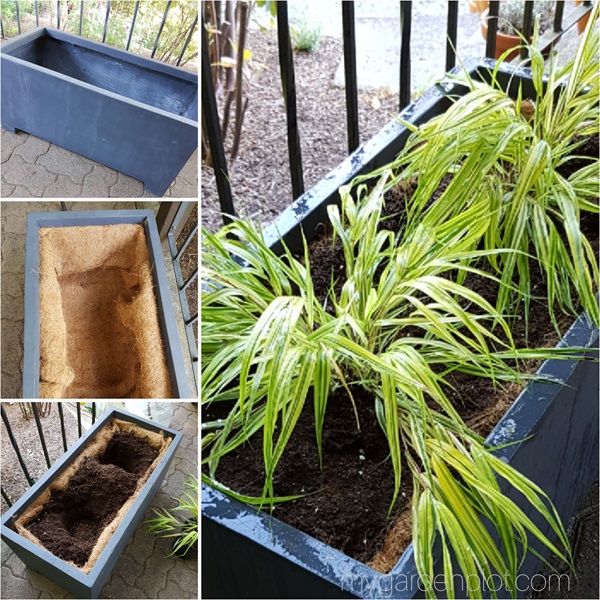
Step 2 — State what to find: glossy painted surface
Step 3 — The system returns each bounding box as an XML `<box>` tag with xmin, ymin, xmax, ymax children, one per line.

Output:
<box><xmin>1</xmin><ymin>28</ymin><xmax>198</xmax><ymax>196</ymax></box>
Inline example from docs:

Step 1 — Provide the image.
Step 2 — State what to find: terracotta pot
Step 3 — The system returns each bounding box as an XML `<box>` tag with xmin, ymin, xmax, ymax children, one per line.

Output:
<box><xmin>480</xmin><ymin>8</ymin><xmax>522</xmax><ymax>61</ymax></box>
<box><xmin>575</xmin><ymin>0</ymin><xmax>596</xmax><ymax>34</ymax></box>
<box><xmin>480</xmin><ymin>8</ymin><xmax>560</xmax><ymax>61</ymax></box>
<box><xmin>468</xmin><ymin>0</ymin><xmax>489</xmax><ymax>13</ymax></box>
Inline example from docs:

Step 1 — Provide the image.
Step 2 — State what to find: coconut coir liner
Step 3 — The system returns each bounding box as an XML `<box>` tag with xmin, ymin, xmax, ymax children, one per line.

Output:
<box><xmin>13</xmin><ymin>418</ymin><xmax>172</xmax><ymax>574</ymax></box>
<box><xmin>39</xmin><ymin>223</ymin><xmax>172</xmax><ymax>398</ymax></box>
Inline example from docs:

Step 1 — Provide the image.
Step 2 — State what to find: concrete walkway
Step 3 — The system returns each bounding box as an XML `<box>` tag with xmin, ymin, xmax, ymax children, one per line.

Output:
<box><xmin>1</xmin><ymin>401</ymin><xmax>198</xmax><ymax>599</ymax></box>
<box><xmin>1</xmin><ymin>130</ymin><xmax>198</xmax><ymax>199</ymax></box>
<box><xmin>0</xmin><ymin>201</ymin><xmax>197</xmax><ymax>399</ymax></box>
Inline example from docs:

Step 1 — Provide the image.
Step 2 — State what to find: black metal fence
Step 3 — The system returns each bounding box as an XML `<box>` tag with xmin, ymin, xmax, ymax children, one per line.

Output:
<box><xmin>1</xmin><ymin>0</ymin><xmax>198</xmax><ymax>68</ymax></box>
<box><xmin>203</xmin><ymin>0</ymin><xmax>594</xmax><ymax>227</ymax></box>
<box><xmin>1</xmin><ymin>402</ymin><xmax>96</xmax><ymax>507</ymax></box>
<box><xmin>157</xmin><ymin>202</ymin><xmax>198</xmax><ymax>389</ymax></box>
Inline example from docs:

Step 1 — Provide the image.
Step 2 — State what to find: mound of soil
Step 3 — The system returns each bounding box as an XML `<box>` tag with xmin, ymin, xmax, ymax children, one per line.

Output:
<box><xmin>27</xmin><ymin>432</ymin><xmax>158</xmax><ymax>566</ymax></box>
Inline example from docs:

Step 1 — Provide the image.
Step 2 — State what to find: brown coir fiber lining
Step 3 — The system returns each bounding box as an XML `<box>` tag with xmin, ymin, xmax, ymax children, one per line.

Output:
<box><xmin>14</xmin><ymin>418</ymin><xmax>172</xmax><ymax>574</ymax></box>
<box><xmin>39</xmin><ymin>224</ymin><xmax>172</xmax><ymax>398</ymax></box>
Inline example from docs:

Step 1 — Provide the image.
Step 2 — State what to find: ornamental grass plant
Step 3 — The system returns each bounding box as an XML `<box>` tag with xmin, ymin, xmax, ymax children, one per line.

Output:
<box><xmin>201</xmin><ymin>8</ymin><xmax>599</xmax><ymax>598</ymax></box>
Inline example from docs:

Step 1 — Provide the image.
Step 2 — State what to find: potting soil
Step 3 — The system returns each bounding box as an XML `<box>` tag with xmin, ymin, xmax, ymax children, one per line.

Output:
<box><xmin>14</xmin><ymin>419</ymin><xmax>171</xmax><ymax>573</ymax></box>
<box><xmin>38</xmin><ymin>223</ymin><xmax>172</xmax><ymax>399</ymax></box>
<box><xmin>26</xmin><ymin>432</ymin><xmax>157</xmax><ymax>566</ymax></box>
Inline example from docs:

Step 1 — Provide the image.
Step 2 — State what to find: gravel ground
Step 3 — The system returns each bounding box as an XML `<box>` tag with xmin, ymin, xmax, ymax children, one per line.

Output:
<box><xmin>201</xmin><ymin>3</ymin><xmax>590</xmax><ymax>234</ymax></box>
<box><xmin>1</xmin><ymin>402</ymin><xmax>83</xmax><ymax>513</ymax></box>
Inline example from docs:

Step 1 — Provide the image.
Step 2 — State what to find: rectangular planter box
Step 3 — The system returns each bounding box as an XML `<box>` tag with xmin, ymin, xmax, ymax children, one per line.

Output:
<box><xmin>201</xmin><ymin>58</ymin><xmax>600</xmax><ymax>599</ymax></box>
<box><xmin>1</xmin><ymin>27</ymin><xmax>198</xmax><ymax>196</ymax></box>
<box><xmin>1</xmin><ymin>407</ymin><xmax>183</xmax><ymax>599</ymax></box>
<box><xmin>23</xmin><ymin>209</ymin><xmax>191</xmax><ymax>399</ymax></box>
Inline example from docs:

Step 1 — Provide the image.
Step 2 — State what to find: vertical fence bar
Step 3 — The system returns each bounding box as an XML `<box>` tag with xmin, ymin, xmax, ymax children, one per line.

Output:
<box><xmin>79</xmin><ymin>1</ymin><xmax>83</xmax><ymax>35</ymax></box>
<box><xmin>486</xmin><ymin>0</ymin><xmax>500</xmax><ymax>59</ymax></box>
<box><xmin>174</xmin><ymin>221</ymin><xmax>199</xmax><ymax>262</ymax></box>
<box><xmin>58</xmin><ymin>403</ymin><xmax>68</xmax><ymax>452</ymax></box>
<box><xmin>32</xmin><ymin>403</ymin><xmax>51</xmax><ymax>469</ymax></box>
<box><xmin>77</xmin><ymin>403</ymin><xmax>82</xmax><ymax>437</ymax></box>
<box><xmin>342</xmin><ymin>2</ymin><xmax>359</xmax><ymax>154</ymax></box>
<box><xmin>520</xmin><ymin>0</ymin><xmax>534</xmax><ymax>59</ymax></box>
<box><xmin>277</xmin><ymin>1</ymin><xmax>304</xmax><ymax>199</ymax></box>
<box><xmin>92</xmin><ymin>402</ymin><xmax>96</xmax><ymax>425</ymax></box>
<box><xmin>35</xmin><ymin>0</ymin><xmax>39</xmax><ymax>27</ymax></box>
<box><xmin>553</xmin><ymin>0</ymin><xmax>565</xmax><ymax>32</ymax></box>
<box><xmin>57</xmin><ymin>0</ymin><xmax>60</xmax><ymax>29</ymax></box>
<box><xmin>1</xmin><ymin>405</ymin><xmax>35</xmax><ymax>486</ymax></box>
<box><xmin>102</xmin><ymin>0</ymin><xmax>111</xmax><ymax>43</ymax></box>
<box><xmin>201</xmin><ymin>18</ymin><xmax>235</xmax><ymax>224</ymax></box>
<box><xmin>446</xmin><ymin>0</ymin><xmax>459</xmax><ymax>72</ymax></box>
<box><xmin>1</xmin><ymin>487</ymin><xmax>12</xmax><ymax>508</ymax></box>
<box><xmin>152</xmin><ymin>0</ymin><xmax>171</xmax><ymax>58</ymax></box>
<box><xmin>399</xmin><ymin>0</ymin><xmax>412</xmax><ymax>109</ymax></box>
<box><xmin>15</xmin><ymin>1</ymin><xmax>21</xmax><ymax>35</ymax></box>
<box><xmin>176</xmin><ymin>13</ymin><xmax>198</xmax><ymax>67</ymax></box>
<box><xmin>1</xmin><ymin>16</ymin><xmax>4</xmax><ymax>38</ymax></box>
<box><xmin>126</xmin><ymin>0</ymin><xmax>139</xmax><ymax>50</ymax></box>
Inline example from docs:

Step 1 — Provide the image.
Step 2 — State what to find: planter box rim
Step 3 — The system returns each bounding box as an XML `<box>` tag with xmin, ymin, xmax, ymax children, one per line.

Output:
<box><xmin>1</xmin><ymin>27</ymin><xmax>198</xmax><ymax>84</ymax></box>
<box><xmin>1</xmin><ymin>408</ymin><xmax>183</xmax><ymax>594</ymax></box>
<box><xmin>261</xmin><ymin>57</ymin><xmax>537</xmax><ymax>253</ymax></box>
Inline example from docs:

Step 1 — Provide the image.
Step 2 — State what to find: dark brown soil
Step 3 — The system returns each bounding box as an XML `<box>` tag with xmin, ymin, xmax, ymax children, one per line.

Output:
<box><xmin>207</xmin><ymin>142</ymin><xmax>599</xmax><ymax>569</ymax></box>
<box><xmin>26</xmin><ymin>432</ymin><xmax>158</xmax><ymax>567</ymax></box>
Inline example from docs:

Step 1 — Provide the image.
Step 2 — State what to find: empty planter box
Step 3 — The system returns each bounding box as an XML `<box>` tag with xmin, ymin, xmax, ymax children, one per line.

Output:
<box><xmin>23</xmin><ymin>209</ymin><xmax>191</xmax><ymax>399</ymax></box>
<box><xmin>1</xmin><ymin>408</ymin><xmax>183</xmax><ymax>599</ymax></box>
<box><xmin>0</xmin><ymin>27</ymin><xmax>198</xmax><ymax>196</ymax></box>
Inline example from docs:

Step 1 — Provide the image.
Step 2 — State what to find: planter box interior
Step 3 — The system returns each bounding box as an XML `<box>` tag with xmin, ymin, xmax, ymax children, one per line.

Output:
<box><xmin>1</xmin><ymin>408</ymin><xmax>183</xmax><ymax>599</ymax></box>
<box><xmin>23</xmin><ymin>210</ymin><xmax>191</xmax><ymax>399</ymax></box>
<box><xmin>202</xmin><ymin>58</ymin><xmax>600</xmax><ymax>599</ymax></box>
<box><xmin>6</xmin><ymin>34</ymin><xmax>197</xmax><ymax>118</ymax></box>
<box><xmin>1</xmin><ymin>28</ymin><xmax>198</xmax><ymax>196</ymax></box>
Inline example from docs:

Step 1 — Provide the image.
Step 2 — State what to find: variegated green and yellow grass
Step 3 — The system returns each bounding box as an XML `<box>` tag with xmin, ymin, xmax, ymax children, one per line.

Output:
<box><xmin>202</xmin><ymin>9</ymin><xmax>598</xmax><ymax>599</ymax></box>
<box><xmin>145</xmin><ymin>475</ymin><xmax>198</xmax><ymax>557</ymax></box>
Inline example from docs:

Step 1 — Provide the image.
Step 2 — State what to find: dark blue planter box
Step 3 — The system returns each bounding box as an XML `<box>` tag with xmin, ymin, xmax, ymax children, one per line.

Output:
<box><xmin>1</xmin><ymin>27</ymin><xmax>198</xmax><ymax>196</ymax></box>
<box><xmin>201</xmin><ymin>59</ymin><xmax>599</xmax><ymax>599</ymax></box>
<box><xmin>1</xmin><ymin>408</ymin><xmax>183</xmax><ymax>599</ymax></box>
<box><xmin>23</xmin><ymin>209</ymin><xmax>192</xmax><ymax>399</ymax></box>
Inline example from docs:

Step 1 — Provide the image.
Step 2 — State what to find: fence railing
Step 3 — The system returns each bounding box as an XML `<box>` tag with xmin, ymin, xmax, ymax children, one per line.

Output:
<box><xmin>1</xmin><ymin>402</ymin><xmax>97</xmax><ymax>507</ymax></box>
<box><xmin>203</xmin><ymin>0</ymin><xmax>595</xmax><ymax>227</ymax></box>
<box><xmin>157</xmin><ymin>202</ymin><xmax>198</xmax><ymax>388</ymax></box>
<box><xmin>1</xmin><ymin>0</ymin><xmax>198</xmax><ymax>68</ymax></box>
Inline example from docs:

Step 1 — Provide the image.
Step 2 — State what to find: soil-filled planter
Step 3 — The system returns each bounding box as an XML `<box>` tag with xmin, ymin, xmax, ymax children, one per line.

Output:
<box><xmin>201</xmin><ymin>58</ymin><xmax>599</xmax><ymax>599</ymax></box>
<box><xmin>1</xmin><ymin>408</ymin><xmax>183</xmax><ymax>599</ymax></box>
<box><xmin>23</xmin><ymin>209</ymin><xmax>191</xmax><ymax>399</ymax></box>
<box><xmin>0</xmin><ymin>28</ymin><xmax>198</xmax><ymax>196</ymax></box>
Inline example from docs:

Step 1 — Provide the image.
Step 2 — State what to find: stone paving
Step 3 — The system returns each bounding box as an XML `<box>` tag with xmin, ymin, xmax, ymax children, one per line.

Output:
<box><xmin>1</xmin><ymin>130</ymin><xmax>198</xmax><ymax>199</ymax></box>
<box><xmin>0</xmin><ymin>201</ymin><xmax>197</xmax><ymax>399</ymax></box>
<box><xmin>0</xmin><ymin>401</ymin><xmax>199</xmax><ymax>599</ymax></box>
